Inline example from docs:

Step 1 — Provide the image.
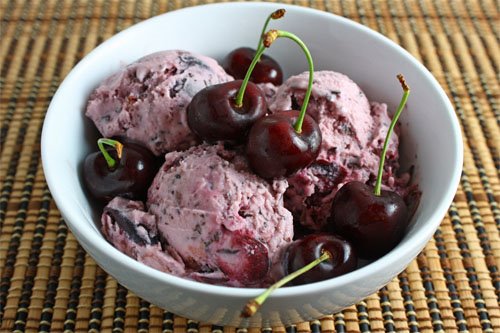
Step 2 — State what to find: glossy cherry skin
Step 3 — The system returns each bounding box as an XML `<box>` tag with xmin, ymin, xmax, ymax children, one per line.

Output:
<box><xmin>328</xmin><ymin>181</ymin><xmax>409</xmax><ymax>259</ymax></box>
<box><xmin>187</xmin><ymin>80</ymin><xmax>267</xmax><ymax>143</ymax></box>
<box><xmin>246</xmin><ymin>111</ymin><xmax>321</xmax><ymax>179</ymax></box>
<box><xmin>283</xmin><ymin>233</ymin><xmax>357</xmax><ymax>285</ymax></box>
<box><xmin>222</xmin><ymin>47</ymin><xmax>283</xmax><ymax>85</ymax></box>
<box><xmin>83</xmin><ymin>140</ymin><xmax>159</xmax><ymax>202</ymax></box>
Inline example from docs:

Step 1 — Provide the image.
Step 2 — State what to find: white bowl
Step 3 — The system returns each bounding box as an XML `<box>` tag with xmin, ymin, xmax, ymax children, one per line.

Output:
<box><xmin>41</xmin><ymin>2</ymin><xmax>462</xmax><ymax>327</ymax></box>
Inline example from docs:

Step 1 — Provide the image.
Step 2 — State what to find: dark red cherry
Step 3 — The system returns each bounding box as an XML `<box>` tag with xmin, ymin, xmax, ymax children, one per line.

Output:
<box><xmin>83</xmin><ymin>138</ymin><xmax>159</xmax><ymax>202</ymax></box>
<box><xmin>222</xmin><ymin>47</ymin><xmax>283</xmax><ymax>85</ymax></box>
<box><xmin>246</xmin><ymin>111</ymin><xmax>321</xmax><ymax>179</ymax></box>
<box><xmin>283</xmin><ymin>233</ymin><xmax>357</xmax><ymax>285</ymax></box>
<box><xmin>328</xmin><ymin>181</ymin><xmax>409</xmax><ymax>259</ymax></box>
<box><xmin>215</xmin><ymin>231</ymin><xmax>270</xmax><ymax>285</ymax></box>
<box><xmin>246</xmin><ymin>30</ymin><xmax>321</xmax><ymax>179</ymax></box>
<box><xmin>187</xmin><ymin>80</ymin><xmax>267</xmax><ymax>143</ymax></box>
<box><xmin>328</xmin><ymin>75</ymin><xmax>412</xmax><ymax>260</ymax></box>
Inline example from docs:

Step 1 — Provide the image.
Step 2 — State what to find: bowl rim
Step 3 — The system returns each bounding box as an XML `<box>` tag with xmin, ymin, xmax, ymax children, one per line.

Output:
<box><xmin>41</xmin><ymin>1</ymin><xmax>463</xmax><ymax>299</ymax></box>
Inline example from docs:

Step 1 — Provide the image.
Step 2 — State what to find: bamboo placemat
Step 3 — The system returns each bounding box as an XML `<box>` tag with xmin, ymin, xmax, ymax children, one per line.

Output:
<box><xmin>1</xmin><ymin>0</ymin><xmax>499</xmax><ymax>332</ymax></box>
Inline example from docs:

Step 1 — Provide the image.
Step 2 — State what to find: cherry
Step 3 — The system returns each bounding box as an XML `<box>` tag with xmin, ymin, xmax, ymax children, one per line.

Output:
<box><xmin>328</xmin><ymin>181</ymin><xmax>408</xmax><ymax>259</ymax></box>
<box><xmin>223</xmin><ymin>48</ymin><xmax>282</xmax><ymax>85</ymax></box>
<box><xmin>241</xmin><ymin>233</ymin><xmax>356</xmax><ymax>317</ymax></box>
<box><xmin>187</xmin><ymin>80</ymin><xmax>266</xmax><ymax>142</ymax></box>
<box><xmin>283</xmin><ymin>233</ymin><xmax>357</xmax><ymax>286</ymax></box>
<box><xmin>328</xmin><ymin>75</ymin><xmax>412</xmax><ymax>259</ymax></box>
<box><xmin>247</xmin><ymin>111</ymin><xmax>321</xmax><ymax>178</ymax></box>
<box><xmin>222</xmin><ymin>9</ymin><xmax>285</xmax><ymax>85</ymax></box>
<box><xmin>247</xmin><ymin>30</ymin><xmax>321</xmax><ymax>179</ymax></box>
<box><xmin>241</xmin><ymin>248</ymin><xmax>331</xmax><ymax>318</ymax></box>
<box><xmin>83</xmin><ymin>138</ymin><xmax>159</xmax><ymax>202</ymax></box>
<box><xmin>214</xmin><ymin>231</ymin><xmax>270</xmax><ymax>286</ymax></box>
<box><xmin>187</xmin><ymin>34</ymin><xmax>270</xmax><ymax>143</ymax></box>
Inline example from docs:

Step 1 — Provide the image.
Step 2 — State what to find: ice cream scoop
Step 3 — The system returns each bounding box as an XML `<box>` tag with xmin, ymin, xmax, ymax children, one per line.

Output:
<box><xmin>148</xmin><ymin>143</ymin><xmax>294</xmax><ymax>286</ymax></box>
<box><xmin>86</xmin><ymin>50</ymin><xmax>232</xmax><ymax>155</ymax></box>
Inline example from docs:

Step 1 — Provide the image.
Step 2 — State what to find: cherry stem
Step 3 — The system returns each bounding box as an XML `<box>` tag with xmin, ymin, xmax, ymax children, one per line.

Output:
<box><xmin>234</xmin><ymin>43</ymin><xmax>267</xmax><ymax>108</ymax></box>
<box><xmin>374</xmin><ymin>74</ymin><xmax>410</xmax><ymax>196</ymax></box>
<box><xmin>257</xmin><ymin>8</ymin><xmax>285</xmax><ymax>49</ymax></box>
<box><xmin>240</xmin><ymin>249</ymin><xmax>332</xmax><ymax>318</ymax></box>
<box><xmin>97</xmin><ymin>138</ymin><xmax>123</xmax><ymax>169</ymax></box>
<box><xmin>263</xmin><ymin>30</ymin><xmax>314</xmax><ymax>134</ymax></box>
<box><xmin>234</xmin><ymin>9</ymin><xmax>286</xmax><ymax>108</ymax></box>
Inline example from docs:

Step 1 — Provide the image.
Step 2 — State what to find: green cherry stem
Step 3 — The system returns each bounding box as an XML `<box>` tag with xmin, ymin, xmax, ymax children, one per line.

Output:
<box><xmin>241</xmin><ymin>250</ymin><xmax>332</xmax><ymax>318</ymax></box>
<box><xmin>234</xmin><ymin>43</ymin><xmax>267</xmax><ymax>108</ymax></box>
<box><xmin>374</xmin><ymin>74</ymin><xmax>410</xmax><ymax>196</ymax></box>
<box><xmin>256</xmin><ymin>8</ymin><xmax>286</xmax><ymax>49</ymax></box>
<box><xmin>264</xmin><ymin>29</ymin><xmax>314</xmax><ymax>134</ymax></box>
<box><xmin>234</xmin><ymin>9</ymin><xmax>286</xmax><ymax>108</ymax></box>
<box><xmin>97</xmin><ymin>138</ymin><xmax>123</xmax><ymax>169</ymax></box>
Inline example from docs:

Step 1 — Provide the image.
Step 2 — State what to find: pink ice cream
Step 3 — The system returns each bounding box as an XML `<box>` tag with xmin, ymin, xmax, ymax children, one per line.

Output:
<box><xmin>270</xmin><ymin>71</ymin><xmax>405</xmax><ymax>230</ymax></box>
<box><xmin>101</xmin><ymin>144</ymin><xmax>294</xmax><ymax>287</ymax></box>
<box><xmin>86</xmin><ymin>50</ymin><xmax>232</xmax><ymax>155</ymax></box>
<box><xmin>257</xmin><ymin>82</ymin><xmax>279</xmax><ymax>104</ymax></box>
<box><xmin>148</xmin><ymin>143</ymin><xmax>293</xmax><ymax>286</ymax></box>
<box><xmin>101</xmin><ymin>197</ymin><xmax>186</xmax><ymax>275</ymax></box>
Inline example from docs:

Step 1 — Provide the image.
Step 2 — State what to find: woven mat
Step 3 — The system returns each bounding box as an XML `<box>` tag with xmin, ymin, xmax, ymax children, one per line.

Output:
<box><xmin>1</xmin><ymin>0</ymin><xmax>499</xmax><ymax>332</ymax></box>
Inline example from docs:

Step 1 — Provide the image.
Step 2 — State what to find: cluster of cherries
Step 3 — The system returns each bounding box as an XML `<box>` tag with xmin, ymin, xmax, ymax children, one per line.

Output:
<box><xmin>82</xmin><ymin>9</ymin><xmax>413</xmax><ymax>317</ymax></box>
<box><xmin>187</xmin><ymin>8</ymin><xmax>411</xmax><ymax>284</ymax></box>
<box><xmin>185</xmin><ymin>11</ymin><xmax>413</xmax><ymax>316</ymax></box>
<box><xmin>239</xmin><ymin>62</ymin><xmax>411</xmax><ymax>317</ymax></box>
<box><xmin>187</xmin><ymin>29</ymin><xmax>322</xmax><ymax>180</ymax></box>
